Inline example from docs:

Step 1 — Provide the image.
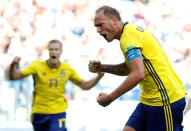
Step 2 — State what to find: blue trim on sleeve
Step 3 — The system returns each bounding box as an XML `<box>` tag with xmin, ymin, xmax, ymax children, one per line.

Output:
<box><xmin>126</xmin><ymin>48</ymin><xmax>142</xmax><ymax>62</ymax></box>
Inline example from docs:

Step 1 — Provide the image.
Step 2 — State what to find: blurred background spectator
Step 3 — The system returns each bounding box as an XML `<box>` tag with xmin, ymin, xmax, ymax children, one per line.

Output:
<box><xmin>0</xmin><ymin>0</ymin><xmax>191</xmax><ymax>130</ymax></box>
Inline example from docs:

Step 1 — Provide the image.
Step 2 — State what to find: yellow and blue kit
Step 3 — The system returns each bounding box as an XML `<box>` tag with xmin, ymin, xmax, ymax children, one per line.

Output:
<box><xmin>120</xmin><ymin>22</ymin><xmax>187</xmax><ymax>131</ymax></box>
<box><xmin>21</xmin><ymin>61</ymin><xmax>82</xmax><ymax>130</ymax></box>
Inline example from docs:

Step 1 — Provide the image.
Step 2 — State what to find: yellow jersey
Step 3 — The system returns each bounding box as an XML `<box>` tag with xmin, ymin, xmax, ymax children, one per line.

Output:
<box><xmin>21</xmin><ymin>61</ymin><xmax>82</xmax><ymax>114</ymax></box>
<box><xmin>120</xmin><ymin>22</ymin><xmax>187</xmax><ymax>106</ymax></box>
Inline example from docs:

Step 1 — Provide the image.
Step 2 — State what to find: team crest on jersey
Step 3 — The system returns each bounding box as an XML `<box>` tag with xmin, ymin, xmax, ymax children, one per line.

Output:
<box><xmin>60</xmin><ymin>70</ymin><xmax>65</xmax><ymax>78</ymax></box>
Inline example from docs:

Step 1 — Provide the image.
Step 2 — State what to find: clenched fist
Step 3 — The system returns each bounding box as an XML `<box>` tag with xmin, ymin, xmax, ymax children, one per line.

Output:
<box><xmin>97</xmin><ymin>93</ymin><xmax>113</xmax><ymax>107</ymax></box>
<box><xmin>11</xmin><ymin>56</ymin><xmax>21</xmax><ymax>66</ymax></box>
<box><xmin>88</xmin><ymin>60</ymin><xmax>102</xmax><ymax>73</ymax></box>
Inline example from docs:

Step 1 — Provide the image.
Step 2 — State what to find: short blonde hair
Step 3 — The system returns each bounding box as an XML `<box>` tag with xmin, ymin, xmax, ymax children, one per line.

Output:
<box><xmin>48</xmin><ymin>39</ymin><xmax>62</xmax><ymax>48</ymax></box>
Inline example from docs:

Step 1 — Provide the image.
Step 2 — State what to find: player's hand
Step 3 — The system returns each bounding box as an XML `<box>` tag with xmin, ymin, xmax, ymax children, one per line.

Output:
<box><xmin>97</xmin><ymin>93</ymin><xmax>112</xmax><ymax>107</ymax></box>
<box><xmin>89</xmin><ymin>60</ymin><xmax>102</xmax><ymax>73</ymax></box>
<box><xmin>11</xmin><ymin>56</ymin><xmax>21</xmax><ymax>66</ymax></box>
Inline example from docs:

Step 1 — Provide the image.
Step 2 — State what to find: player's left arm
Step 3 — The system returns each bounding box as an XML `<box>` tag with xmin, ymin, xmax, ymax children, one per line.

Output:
<box><xmin>76</xmin><ymin>72</ymin><xmax>104</xmax><ymax>90</ymax></box>
<box><xmin>97</xmin><ymin>48</ymin><xmax>145</xmax><ymax>107</ymax></box>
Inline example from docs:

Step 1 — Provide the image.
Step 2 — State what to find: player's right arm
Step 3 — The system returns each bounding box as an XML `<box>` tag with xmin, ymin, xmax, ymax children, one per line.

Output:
<box><xmin>9</xmin><ymin>56</ymin><xmax>25</xmax><ymax>80</ymax></box>
<box><xmin>88</xmin><ymin>61</ymin><xmax>130</xmax><ymax>76</ymax></box>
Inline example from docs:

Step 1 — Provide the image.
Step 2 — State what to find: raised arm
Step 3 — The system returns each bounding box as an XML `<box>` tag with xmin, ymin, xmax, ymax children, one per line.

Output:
<box><xmin>75</xmin><ymin>72</ymin><xmax>104</xmax><ymax>90</ymax></box>
<box><xmin>89</xmin><ymin>61</ymin><xmax>130</xmax><ymax>76</ymax></box>
<box><xmin>9</xmin><ymin>56</ymin><xmax>25</xmax><ymax>80</ymax></box>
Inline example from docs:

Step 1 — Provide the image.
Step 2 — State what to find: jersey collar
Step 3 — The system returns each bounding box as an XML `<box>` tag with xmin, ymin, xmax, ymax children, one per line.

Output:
<box><xmin>121</xmin><ymin>22</ymin><xmax>129</xmax><ymax>34</ymax></box>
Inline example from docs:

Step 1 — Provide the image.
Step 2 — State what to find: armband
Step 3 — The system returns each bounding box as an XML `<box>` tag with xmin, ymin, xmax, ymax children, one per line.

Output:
<box><xmin>126</xmin><ymin>48</ymin><xmax>142</xmax><ymax>62</ymax></box>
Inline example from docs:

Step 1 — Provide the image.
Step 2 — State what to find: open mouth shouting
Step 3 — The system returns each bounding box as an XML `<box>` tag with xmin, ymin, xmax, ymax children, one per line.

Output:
<box><xmin>50</xmin><ymin>55</ymin><xmax>58</xmax><ymax>63</ymax></box>
<box><xmin>101</xmin><ymin>34</ymin><xmax>107</xmax><ymax>40</ymax></box>
<box><xmin>51</xmin><ymin>56</ymin><xmax>57</xmax><ymax>59</ymax></box>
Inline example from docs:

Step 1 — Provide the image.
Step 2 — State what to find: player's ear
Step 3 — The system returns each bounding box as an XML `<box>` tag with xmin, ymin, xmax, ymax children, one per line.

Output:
<box><xmin>111</xmin><ymin>17</ymin><xmax>119</xmax><ymax>28</ymax></box>
<box><xmin>111</xmin><ymin>16</ymin><xmax>118</xmax><ymax>22</ymax></box>
<box><xmin>111</xmin><ymin>17</ymin><xmax>119</xmax><ymax>29</ymax></box>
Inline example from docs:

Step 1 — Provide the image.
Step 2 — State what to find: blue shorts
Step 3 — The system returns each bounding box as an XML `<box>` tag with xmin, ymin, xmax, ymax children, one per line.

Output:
<box><xmin>126</xmin><ymin>97</ymin><xmax>186</xmax><ymax>131</ymax></box>
<box><xmin>32</xmin><ymin>112</ymin><xmax>67</xmax><ymax>131</ymax></box>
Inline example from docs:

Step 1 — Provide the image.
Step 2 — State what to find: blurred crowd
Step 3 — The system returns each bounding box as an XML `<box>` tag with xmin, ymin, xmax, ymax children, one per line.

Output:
<box><xmin>0</xmin><ymin>0</ymin><xmax>191</xmax><ymax>123</ymax></box>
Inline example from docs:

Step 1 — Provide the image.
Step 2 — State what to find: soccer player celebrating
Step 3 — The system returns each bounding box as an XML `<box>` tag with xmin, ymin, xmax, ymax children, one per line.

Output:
<box><xmin>9</xmin><ymin>39</ymin><xmax>104</xmax><ymax>131</ymax></box>
<box><xmin>89</xmin><ymin>5</ymin><xmax>187</xmax><ymax>131</ymax></box>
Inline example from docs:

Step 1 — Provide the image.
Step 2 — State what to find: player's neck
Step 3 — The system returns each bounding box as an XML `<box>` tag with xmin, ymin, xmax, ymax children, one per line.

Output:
<box><xmin>116</xmin><ymin>21</ymin><xmax>124</xmax><ymax>40</ymax></box>
<box><xmin>46</xmin><ymin>60</ymin><xmax>61</xmax><ymax>69</ymax></box>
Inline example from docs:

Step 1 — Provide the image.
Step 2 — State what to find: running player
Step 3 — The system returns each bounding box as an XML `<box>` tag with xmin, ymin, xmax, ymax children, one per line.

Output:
<box><xmin>9</xmin><ymin>39</ymin><xmax>104</xmax><ymax>131</ymax></box>
<box><xmin>89</xmin><ymin>5</ymin><xmax>187</xmax><ymax>131</ymax></box>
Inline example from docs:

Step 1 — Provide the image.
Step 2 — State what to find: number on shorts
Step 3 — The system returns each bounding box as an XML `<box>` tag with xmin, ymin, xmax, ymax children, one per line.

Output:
<box><xmin>58</xmin><ymin>118</ymin><xmax>66</xmax><ymax>128</ymax></box>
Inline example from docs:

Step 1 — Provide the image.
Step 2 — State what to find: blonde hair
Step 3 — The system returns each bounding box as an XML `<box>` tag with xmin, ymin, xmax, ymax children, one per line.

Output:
<box><xmin>48</xmin><ymin>39</ymin><xmax>62</xmax><ymax>48</ymax></box>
